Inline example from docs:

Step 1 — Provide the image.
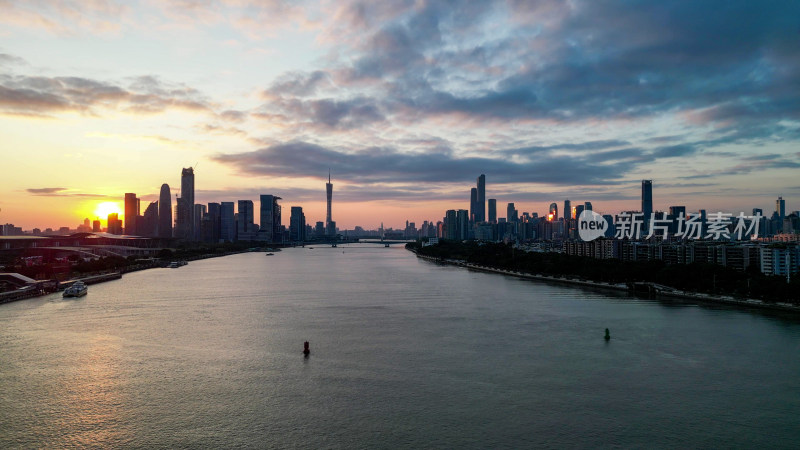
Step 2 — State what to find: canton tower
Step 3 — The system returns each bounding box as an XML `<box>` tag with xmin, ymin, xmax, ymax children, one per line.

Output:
<box><xmin>326</xmin><ymin>170</ymin><xmax>333</xmax><ymax>228</ymax></box>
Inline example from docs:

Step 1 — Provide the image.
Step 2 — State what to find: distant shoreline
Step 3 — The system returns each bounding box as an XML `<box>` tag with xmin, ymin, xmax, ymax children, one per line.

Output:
<box><xmin>411</xmin><ymin>251</ymin><xmax>800</xmax><ymax>314</ymax></box>
<box><xmin>1</xmin><ymin>249</ymin><xmax>257</xmax><ymax>305</ymax></box>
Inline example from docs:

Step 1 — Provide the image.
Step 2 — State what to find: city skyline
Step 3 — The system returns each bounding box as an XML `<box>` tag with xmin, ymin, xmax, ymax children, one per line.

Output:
<box><xmin>2</xmin><ymin>170</ymin><xmax>797</xmax><ymax>234</ymax></box>
<box><xmin>2</xmin><ymin>1</ymin><xmax>799</xmax><ymax>229</ymax></box>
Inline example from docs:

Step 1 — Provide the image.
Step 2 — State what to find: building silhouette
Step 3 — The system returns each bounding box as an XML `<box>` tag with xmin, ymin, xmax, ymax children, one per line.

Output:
<box><xmin>290</xmin><ymin>206</ymin><xmax>306</xmax><ymax>242</ymax></box>
<box><xmin>124</xmin><ymin>193</ymin><xmax>139</xmax><ymax>235</ymax></box>
<box><xmin>488</xmin><ymin>199</ymin><xmax>497</xmax><ymax>223</ymax></box>
<box><xmin>575</xmin><ymin>204</ymin><xmax>585</xmax><ymax>221</ymax></box>
<box><xmin>237</xmin><ymin>200</ymin><xmax>255</xmax><ymax>240</ymax></box>
<box><xmin>107</xmin><ymin>213</ymin><xmax>123</xmax><ymax>235</ymax></box>
<box><xmin>326</xmin><ymin>171</ymin><xmax>333</xmax><ymax>236</ymax></box>
<box><xmin>564</xmin><ymin>199</ymin><xmax>572</xmax><ymax>220</ymax></box>
<box><xmin>470</xmin><ymin>187</ymin><xmax>478</xmax><ymax>223</ymax></box>
<box><xmin>445</xmin><ymin>210</ymin><xmax>457</xmax><ymax>240</ymax></box>
<box><xmin>159</xmin><ymin>184</ymin><xmax>172</xmax><ymax>238</ymax></box>
<box><xmin>220</xmin><ymin>202</ymin><xmax>235</xmax><ymax>242</ymax></box>
<box><xmin>202</xmin><ymin>203</ymin><xmax>221</xmax><ymax>243</ymax></box>
<box><xmin>476</xmin><ymin>174</ymin><xmax>486</xmax><ymax>222</ymax></box>
<box><xmin>507</xmin><ymin>202</ymin><xmax>518</xmax><ymax>223</ymax></box>
<box><xmin>549</xmin><ymin>202</ymin><xmax>558</xmax><ymax>220</ymax></box>
<box><xmin>177</xmin><ymin>168</ymin><xmax>195</xmax><ymax>240</ymax></box>
<box><xmin>260</xmin><ymin>195</ymin><xmax>282</xmax><ymax>243</ymax></box>
<box><xmin>140</xmin><ymin>202</ymin><xmax>159</xmax><ymax>237</ymax></box>
<box><xmin>642</xmin><ymin>180</ymin><xmax>653</xmax><ymax>219</ymax></box>
<box><xmin>457</xmin><ymin>209</ymin><xmax>469</xmax><ymax>240</ymax></box>
<box><xmin>193</xmin><ymin>204</ymin><xmax>206</xmax><ymax>241</ymax></box>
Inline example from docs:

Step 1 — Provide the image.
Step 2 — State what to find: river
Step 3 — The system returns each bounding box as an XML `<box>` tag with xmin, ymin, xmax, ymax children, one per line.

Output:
<box><xmin>1</xmin><ymin>246</ymin><xmax>799</xmax><ymax>448</ymax></box>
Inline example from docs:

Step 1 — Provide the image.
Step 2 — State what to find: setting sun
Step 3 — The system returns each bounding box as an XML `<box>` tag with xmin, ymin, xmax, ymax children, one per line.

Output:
<box><xmin>93</xmin><ymin>201</ymin><xmax>123</xmax><ymax>224</ymax></box>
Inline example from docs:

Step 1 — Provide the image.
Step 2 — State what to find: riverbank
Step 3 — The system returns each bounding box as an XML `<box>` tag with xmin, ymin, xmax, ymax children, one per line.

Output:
<box><xmin>413</xmin><ymin>251</ymin><xmax>800</xmax><ymax>314</ymax></box>
<box><xmin>0</xmin><ymin>248</ymin><xmax>260</xmax><ymax>305</ymax></box>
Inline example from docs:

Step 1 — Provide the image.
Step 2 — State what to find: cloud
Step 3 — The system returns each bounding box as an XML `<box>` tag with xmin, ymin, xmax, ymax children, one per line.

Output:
<box><xmin>258</xmin><ymin>96</ymin><xmax>385</xmax><ymax>130</ymax></box>
<box><xmin>0</xmin><ymin>1</ymin><xmax>130</xmax><ymax>35</ymax></box>
<box><xmin>26</xmin><ymin>187</ymin><xmax>108</xmax><ymax>197</ymax></box>
<box><xmin>0</xmin><ymin>52</ymin><xmax>28</xmax><ymax>67</ymax></box>
<box><xmin>26</xmin><ymin>187</ymin><xmax>67</xmax><ymax>195</ymax></box>
<box><xmin>211</xmin><ymin>140</ymin><xmax>639</xmax><ymax>187</ymax></box>
<box><xmin>265</xmin><ymin>71</ymin><xmax>331</xmax><ymax>98</ymax></box>
<box><xmin>0</xmin><ymin>74</ymin><xmax>213</xmax><ymax>117</ymax></box>
<box><xmin>218</xmin><ymin>109</ymin><xmax>248</xmax><ymax>122</ymax></box>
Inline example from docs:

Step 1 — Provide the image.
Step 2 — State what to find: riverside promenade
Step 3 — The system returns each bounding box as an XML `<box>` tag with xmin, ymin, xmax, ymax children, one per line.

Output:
<box><xmin>412</xmin><ymin>251</ymin><xmax>800</xmax><ymax>314</ymax></box>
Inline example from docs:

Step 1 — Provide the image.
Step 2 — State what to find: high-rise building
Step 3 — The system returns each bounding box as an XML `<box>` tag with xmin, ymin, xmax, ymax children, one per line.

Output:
<box><xmin>140</xmin><ymin>202</ymin><xmax>159</xmax><ymax>237</ymax></box>
<box><xmin>669</xmin><ymin>206</ymin><xmax>686</xmax><ymax>218</ymax></box>
<box><xmin>175</xmin><ymin>197</ymin><xmax>187</xmax><ymax>235</ymax></box>
<box><xmin>470</xmin><ymin>188</ymin><xmax>478</xmax><ymax>223</ymax></box>
<box><xmin>445</xmin><ymin>210</ymin><xmax>458</xmax><ymax>240</ymax></box>
<box><xmin>237</xmin><ymin>200</ymin><xmax>255</xmax><ymax>240</ymax></box>
<box><xmin>456</xmin><ymin>209</ymin><xmax>469</xmax><ymax>240</ymax></box>
<box><xmin>476</xmin><ymin>174</ymin><xmax>486</xmax><ymax>222</ymax></box>
<box><xmin>124</xmin><ymin>193</ymin><xmax>139</xmax><ymax>235</ymax></box>
<box><xmin>220</xmin><ymin>202</ymin><xmax>235</xmax><ymax>242</ymax></box>
<box><xmin>549</xmin><ymin>202</ymin><xmax>558</xmax><ymax>220</ymax></box>
<box><xmin>564</xmin><ymin>200</ymin><xmax>572</xmax><ymax>220</ymax></box>
<box><xmin>584</xmin><ymin>202</ymin><xmax>592</xmax><ymax>212</ymax></box>
<box><xmin>260</xmin><ymin>195</ymin><xmax>282</xmax><ymax>243</ymax></box>
<box><xmin>159</xmin><ymin>184</ymin><xmax>172</xmax><ymax>238</ymax></box>
<box><xmin>92</xmin><ymin>219</ymin><xmax>101</xmax><ymax>232</ymax></box>
<box><xmin>642</xmin><ymin>180</ymin><xmax>653</xmax><ymax>219</ymax></box>
<box><xmin>315</xmin><ymin>221</ymin><xmax>325</xmax><ymax>237</ymax></box>
<box><xmin>326</xmin><ymin>171</ymin><xmax>333</xmax><ymax>232</ymax></box>
<box><xmin>290</xmin><ymin>206</ymin><xmax>306</xmax><ymax>242</ymax></box>
<box><xmin>194</xmin><ymin>204</ymin><xmax>206</xmax><ymax>241</ymax></box>
<box><xmin>507</xmin><ymin>203</ymin><xmax>517</xmax><ymax>223</ymax></box>
<box><xmin>669</xmin><ymin>206</ymin><xmax>687</xmax><ymax>234</ymax></box>
<box><xmin>107</xmin><ymin>213</ymin><xmax>123</xmax><ymax>235</ymax></box>
<box><xmin>177</xmin><ymin>168</ymin><xmax>195</xmax><ymax>240</ymax></box>
<box><xmin>203</xmin><ymin>202</ymin><xmax>221</xmax><ymax>243</ymax></box>
<box><xmin>776</xmin><ymin>196</ymin><xmax>786</xmax><ymax>223</ymax></box>
<box><xmin>488</xmin><ymin>199</ymin><xmax>497</xmax><ymax>223</ymax></box>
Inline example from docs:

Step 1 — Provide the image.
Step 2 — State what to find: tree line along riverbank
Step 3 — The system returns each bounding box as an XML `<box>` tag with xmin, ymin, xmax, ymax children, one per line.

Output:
<box><xmin>406</xmin><ymin>240</ymin><xmax>800</xmax><ymax>304</ymax></box>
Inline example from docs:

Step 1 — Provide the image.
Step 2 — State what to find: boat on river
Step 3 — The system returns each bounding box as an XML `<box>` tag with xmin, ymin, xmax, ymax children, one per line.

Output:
<box><xmin>63</xmin><ymin>281</ymin><xmax>87</xmax><ymax>298</ymax></box>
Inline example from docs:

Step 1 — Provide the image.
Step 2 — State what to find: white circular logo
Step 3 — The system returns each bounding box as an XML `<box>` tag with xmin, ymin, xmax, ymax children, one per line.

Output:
<box><xmin>578</xmin><ymin>210</ymin><xmax>608</xmax><ymax>241</ymax></box>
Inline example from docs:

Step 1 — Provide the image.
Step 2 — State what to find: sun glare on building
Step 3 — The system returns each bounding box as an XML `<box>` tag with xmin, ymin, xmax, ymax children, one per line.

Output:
<box><xmin>93</xmin><ymin>201</ymin><xmax>123</xmax><ymax>224</ymax></box>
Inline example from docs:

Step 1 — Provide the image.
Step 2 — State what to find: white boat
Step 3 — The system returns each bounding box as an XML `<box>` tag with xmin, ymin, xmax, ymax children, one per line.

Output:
<box><xmin>63</xmin><ymin>281</ymin><xmax>87</xmax><ymax>298</ymax></box>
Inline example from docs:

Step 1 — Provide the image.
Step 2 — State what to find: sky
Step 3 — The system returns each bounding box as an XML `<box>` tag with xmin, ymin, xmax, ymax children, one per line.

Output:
<box><xmin>1</xmin><ymin>0</ymin><xmax>799</xmax><ymax>230</ymax></box>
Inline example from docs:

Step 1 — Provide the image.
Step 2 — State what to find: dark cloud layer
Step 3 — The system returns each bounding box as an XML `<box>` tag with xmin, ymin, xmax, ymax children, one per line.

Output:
<box><xmin>254</xmin><ymin>0</ymin><xmax>800</xmax><ymax>156</ymax></box>
<box><xmin>212</xmin><ymin>140</ymin><xmax>637</xmax><ymax>187</ymax></box>
<box><xmin>0</xmin><ymin>72</ymin><xmax>211</xmax><ymax>117</ymax></box>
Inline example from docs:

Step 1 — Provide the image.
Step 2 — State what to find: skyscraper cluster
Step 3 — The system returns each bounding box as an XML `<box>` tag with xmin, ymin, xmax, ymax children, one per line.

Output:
<box><xmin>108</xmin><ymin>167</ymin><xmax>310</xmax><ymax>244</ymax></box>
<box><xmin>102</xmin><ymin>168</ymin><xmax>367</xmax><ymax>244</ymax></box>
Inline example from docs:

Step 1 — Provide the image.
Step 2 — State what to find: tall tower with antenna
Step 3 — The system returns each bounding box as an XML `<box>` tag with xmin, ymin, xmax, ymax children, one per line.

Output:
<box><xmin>325</xmin><ymin>170</ymin><xmax>334</xmax><ymax>236</ymax></box>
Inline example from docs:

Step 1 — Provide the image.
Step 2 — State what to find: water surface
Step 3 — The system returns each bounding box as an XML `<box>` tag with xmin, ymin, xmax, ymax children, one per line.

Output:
<box><xmin>1</xmin><ymin>246</ymin><xmax>799</xmax><ymax>448</ymax></box>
